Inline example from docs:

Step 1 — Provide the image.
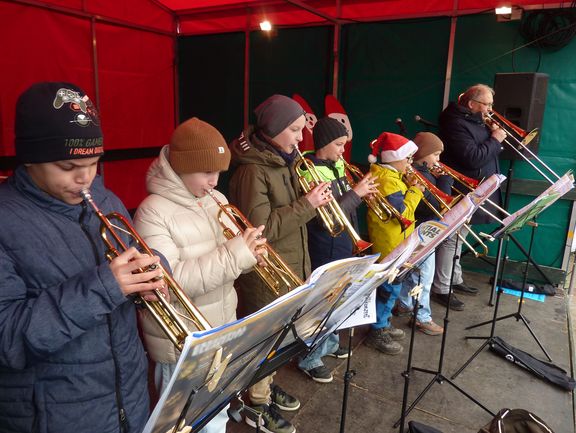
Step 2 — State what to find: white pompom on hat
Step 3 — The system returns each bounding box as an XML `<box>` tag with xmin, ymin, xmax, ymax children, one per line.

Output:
<box><xmin>368</xmin><ymin>132</ymin><xmax>418</xmax><ymax>163</ymax></box>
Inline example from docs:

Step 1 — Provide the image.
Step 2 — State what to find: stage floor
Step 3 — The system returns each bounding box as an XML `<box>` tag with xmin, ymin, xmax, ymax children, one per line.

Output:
<box><xmin>227</xmin><ymin>271</ymin><xmax>575</xmax><ymax>433</ymax></box>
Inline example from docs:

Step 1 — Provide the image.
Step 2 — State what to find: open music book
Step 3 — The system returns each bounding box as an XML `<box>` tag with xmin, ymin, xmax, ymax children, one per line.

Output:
<box><xmin>493</xmin><ymin>171</ymin><xmax>574</xmax><ymax>238</ymax></box>
<box><xmin>143</xmin><ymin>254</ymin><xmax>388</xmax><ymax>433</ymax></box>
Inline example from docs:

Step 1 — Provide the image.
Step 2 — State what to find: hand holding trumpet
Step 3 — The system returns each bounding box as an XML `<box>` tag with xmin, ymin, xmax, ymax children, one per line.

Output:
<box><xmin>305</xmin><ymin>181</ymin><xmax>333</xmax><ymax>208</ymax></box>
<box><xmin>404</xmin><ymin>170</ymin><xmax>425</xmax><ymax>192</ymax></box>
<box><xmin>109</xmin><ymin>247</ymin><xmax>169</xmax><ymax>301</ymax></box>
<box><xmin>242</xmin><ymin>225</ymin><xmax>268</xmax><ymax>266</ymax></box>
<box><xmin>352</xmin><ymin>173</ymin><xmax>380</xmax><ymax>198</ymax></box>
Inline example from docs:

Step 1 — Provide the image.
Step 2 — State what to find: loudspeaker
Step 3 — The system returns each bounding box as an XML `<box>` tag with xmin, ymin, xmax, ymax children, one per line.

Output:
<box><xmin>493</xmin><ymin>72</ymin><xmax>548</xmax><ymax>160</ymax></box>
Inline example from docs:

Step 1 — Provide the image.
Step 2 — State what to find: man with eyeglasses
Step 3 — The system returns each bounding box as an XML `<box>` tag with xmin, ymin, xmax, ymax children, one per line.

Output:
<box><xmin>430</xmin><ymin>84</ymin><xmax>506</xmax><ymax>311</ymax></box>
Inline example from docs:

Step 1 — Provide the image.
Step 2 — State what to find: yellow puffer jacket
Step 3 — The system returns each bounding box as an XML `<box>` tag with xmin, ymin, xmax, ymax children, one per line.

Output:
<box><xmin>367</xmin><ymin>164</ymin><xmax>423</xmax><ymax>259</ymax></box>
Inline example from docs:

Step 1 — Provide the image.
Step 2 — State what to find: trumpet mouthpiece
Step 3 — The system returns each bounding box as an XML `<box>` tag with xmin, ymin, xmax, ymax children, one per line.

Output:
<box><xmin>80</xmin><ymin>189</ymin><xmax>92</xmax><ymax>200</ymax></box>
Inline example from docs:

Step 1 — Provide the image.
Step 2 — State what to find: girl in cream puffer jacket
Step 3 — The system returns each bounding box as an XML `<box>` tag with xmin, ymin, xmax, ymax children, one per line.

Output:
<box><xmin>134</xmin><ymin>141</ymin><xmax>258</xmax><ymax>370</ymax></box>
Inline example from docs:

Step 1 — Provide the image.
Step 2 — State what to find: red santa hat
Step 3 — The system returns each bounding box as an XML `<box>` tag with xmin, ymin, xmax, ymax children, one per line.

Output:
<box><xmin>368</xmin><ymin>132</ymin><xmax>418</xmax><ymax>163</ymax></box>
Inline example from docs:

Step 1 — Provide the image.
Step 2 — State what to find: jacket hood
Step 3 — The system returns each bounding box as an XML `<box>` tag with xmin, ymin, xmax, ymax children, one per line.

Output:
<box><xmin>146</xmin><ymin>145</ymin><xmax>211</xmax><ymax>208</ymax></box>
<box><xmin>442</xmin><ymin>101</ymin><xmax>484</xmax><ymax>125</ymax></box>
<box><xmin>229</xmin><ymin>126</ymin><xmax>287</xmax><ymax>169</ymax></box>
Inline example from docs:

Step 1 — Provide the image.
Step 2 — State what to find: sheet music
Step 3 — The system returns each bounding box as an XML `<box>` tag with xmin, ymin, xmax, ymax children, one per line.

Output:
<box><xmin>493</xmin><ymin>172</ymin><xmax>574</xmax><ymax>237</ymax></box>
<box><xmin>392</xmin><ymin>174</ymin><xmax>506</xmax><ymax>279</ymax></box>
<box><xmin>143</xmin><ymin>254</ymin><xmax>383</xmax><ymax>433</ymax></box>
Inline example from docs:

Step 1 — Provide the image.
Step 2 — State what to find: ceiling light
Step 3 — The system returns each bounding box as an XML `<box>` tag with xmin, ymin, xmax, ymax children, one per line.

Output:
<box><xmin>260</xmin><ymin>21</ymin><xmax>272</xmax><ymax>31</ymax></box>
<box><xmin>495</xmin><ymin>6</ymin><xmax>512</xmax><ymax>15</ymax></box>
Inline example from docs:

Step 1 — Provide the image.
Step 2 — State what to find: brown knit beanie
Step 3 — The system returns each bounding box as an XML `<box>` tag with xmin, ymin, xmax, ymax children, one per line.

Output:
<box><xmin>168</xmin><ymin>118</ymin><xmax>231</xmax><ymax>174</ymax></box>
<box><xmin>412</xmin><ymin>132</ymin><xmax>444</xmax><ymax>161</ymax></box>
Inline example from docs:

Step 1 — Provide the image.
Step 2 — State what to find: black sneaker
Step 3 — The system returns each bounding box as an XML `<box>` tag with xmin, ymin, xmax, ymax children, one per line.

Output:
<box><xmin>301</xmin><ymin>365</ymin><xmax>333</xmax><ymax>383</ymax></box>
<box><xmin>327</xmin><ymin>347</ymin><xmax>350</xmax><ymax>359</ymax></box>
<box><xmin>270</xmin><ymin>385</ymin><xmax>300</xmax><ymax>411</ymax></box>
<box><xmin>452</xmin><ymin>283</ymin><xmax>479</xmax><ymax>296</ymax></box>
<box><xmin>431</xmin><ymin>292</ymin><xmax>465</xmax><ymax>311</ymax></box>
<box><xmin>244</xmin><ymin>404</ymin><xmax>296</xmax><ymax>433</ymax></box>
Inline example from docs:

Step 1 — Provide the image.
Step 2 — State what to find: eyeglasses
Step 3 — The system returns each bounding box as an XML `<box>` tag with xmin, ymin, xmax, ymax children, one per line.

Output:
<box><xmin>472</xmin><ymin>99</ymin><xmax>493</xmax><ymax>108</ymax></box>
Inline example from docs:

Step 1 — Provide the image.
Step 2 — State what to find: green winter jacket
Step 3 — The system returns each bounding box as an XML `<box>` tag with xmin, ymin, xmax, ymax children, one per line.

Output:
<box><xmin>228</xmin><ymin>127</ymin><xmax>317</xmax><ymax>315</ymax></box>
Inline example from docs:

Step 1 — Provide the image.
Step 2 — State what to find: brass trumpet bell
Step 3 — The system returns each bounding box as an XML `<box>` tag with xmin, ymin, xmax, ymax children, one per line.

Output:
<box><xmin>294</xmin><ymin>147</ymin><xmax>372</xmax><ymax>255</ymax></box>
<box><xmin>81</xmin><ymin>189</ymin><xmax>211</xmax><ymax>351</ymax></box>
<box><xmin>343</xmin><ymin>159</ymin><xmax>413</xmax><ymax>232</ymax></box>
<box><xmin>205</xmin><ymin>189</ymin><xmax>303</xmax><ymax>297</ymax></box>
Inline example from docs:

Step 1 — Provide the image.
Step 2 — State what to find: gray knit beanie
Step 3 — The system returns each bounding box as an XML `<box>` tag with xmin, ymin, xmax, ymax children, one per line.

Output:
<box><xmin>254</xmin><ymin>95</ymin><xmax>305</xmax><ymax>138</ymax></box>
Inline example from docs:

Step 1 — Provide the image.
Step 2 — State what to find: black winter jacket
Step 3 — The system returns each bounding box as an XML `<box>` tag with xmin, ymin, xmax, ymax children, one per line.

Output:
<box><xmin>301</xmin><ymin>154</ymin><xmax>362</xmax><ymax>270</ymax></box>
<box><xmin>438</xmin><ymin>102</ymin><xmax>504</xmax><ymax>224</ymax></box>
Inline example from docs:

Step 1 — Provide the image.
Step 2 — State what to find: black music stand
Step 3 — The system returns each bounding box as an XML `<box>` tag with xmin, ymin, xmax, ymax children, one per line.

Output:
<box><xmin>458</xmin><ymin>219</ymin><xmax>552</xmax><ymax>363</ymax></box>
<box><xmin>338</xmin><ymin>327</ymin><xmax>356</xmax><ymax>433</ymax></box>
<box><xmin>393</xmin><ymin>245</ymin><xmax>495</xmax><ymax>431</ymax></box>
<box><xmin>461</xmin><ymin>161</ymin><xmax>555</xmax><ymax>296</ymax></box>
<box><xmin>452</xmin><ymin>172</ymin><xmax>575</xmax><ymax>380</ymax></box>
<box><xmin>397</xmin><ymin>269</ymin><xmax>423</xmax><ymax>433</ymax></box>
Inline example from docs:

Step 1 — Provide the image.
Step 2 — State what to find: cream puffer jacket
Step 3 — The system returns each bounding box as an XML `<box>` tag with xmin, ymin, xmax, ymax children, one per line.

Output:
<box><xmin>133</xmin><ymin>146</ymin><xmax>257</xmax><ymax>363</ymax></box>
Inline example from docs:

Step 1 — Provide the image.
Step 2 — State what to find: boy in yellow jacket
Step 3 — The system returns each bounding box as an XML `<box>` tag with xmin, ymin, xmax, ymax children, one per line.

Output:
<box><xmin>365</xmin><ymin>132</ymin><xmax>424</xmax><ymax>355</ymax></box>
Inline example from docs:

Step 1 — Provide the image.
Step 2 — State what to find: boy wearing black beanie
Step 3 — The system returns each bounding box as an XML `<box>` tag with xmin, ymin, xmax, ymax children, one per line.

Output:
<box><xmin>296</xmin><ymin>116</ymin><xmax>379</xmax><ymax>382</ymax></box>
<box><xmin>0</xmin><ymin>82</ymin><xmax>162</xmax><ymax>433</ymax></box>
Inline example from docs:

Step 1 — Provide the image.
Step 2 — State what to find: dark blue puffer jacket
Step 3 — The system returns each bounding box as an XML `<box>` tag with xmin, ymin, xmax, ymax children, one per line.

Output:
<box><xmin>0</xmin><ymin>167</ymin><xmax>149</xmax><ymax>433</ymax></box>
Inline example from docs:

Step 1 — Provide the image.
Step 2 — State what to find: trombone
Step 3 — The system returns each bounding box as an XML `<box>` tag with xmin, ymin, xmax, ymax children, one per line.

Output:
<box><xmin>205</xmin><ymin>189</ymin><xmax>303</xmax><ymax>297</ymax></box>
<box><xmin>341</xmin><ymin>158</ymin><xmax>413</xmax><ymax>232</ymax></box>
<box><xmin>431</xmin><ymin>162</ymin><xmax>508</xmax><ymax>225</ymax></box>
<box><xmin>294</xmin><ymin>146</ymin><xmax>372</xmax><ymax>255</ymax></box>
<box><xmin>81</xmin><ymin>188</ymin><xmax>211</xmax><ymax>351</ymax></box>
<box><xmin>405</xmin><ymin>166</ymin><xmax>489</xmax><ymax>257</ymax></box>
<box><xmin>484</xmin><ymin>110</ymin><xmax>562</xmax><ymax>185</ymax></box>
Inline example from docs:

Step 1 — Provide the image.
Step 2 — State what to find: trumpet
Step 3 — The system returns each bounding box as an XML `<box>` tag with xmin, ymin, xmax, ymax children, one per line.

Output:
<box><xmin>205</xmin><ymin>189</ymin><xmax>303</xmax><ymax>297</ymax></box>
<box><xmin>405</xmin><ymin>166</ymin><xmax>489</xmax><ymax>257</ymax></box>
<box><xmin>81</xmin><ymin>189</ymin><xmax>211</xmax><ymax>351</ymax></box>
<box><xmin>294</xmin><ymin>146</ymin><xmax>372</xmax><ymax>255</ymax></box>
<box><xmin>484</xmin><ymin>110</ymin><xmax>562</xmax><ymax>185</ymax></box>
<box><xmin>342</xmin><ymin>158</ymin><xmax>413</xmax><ymax>231</ymax></box>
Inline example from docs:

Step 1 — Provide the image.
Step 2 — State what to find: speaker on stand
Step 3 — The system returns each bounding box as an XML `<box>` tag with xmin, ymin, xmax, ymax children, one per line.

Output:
<box><xmin>493</xmin><ymin>72</ymin><xmax>548</xmax><ymax>161</ymax></box>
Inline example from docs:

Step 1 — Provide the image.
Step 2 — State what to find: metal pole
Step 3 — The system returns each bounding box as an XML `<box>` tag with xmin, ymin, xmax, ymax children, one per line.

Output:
<box><xmin>442</xmin><ymin>0</ymin><xmax>458</xmax><ymax>109</ymax></box>
<box><xmin>243</xmin><ymin>9</ymin><xmax>251</xmax><ymax>129</ymax></box>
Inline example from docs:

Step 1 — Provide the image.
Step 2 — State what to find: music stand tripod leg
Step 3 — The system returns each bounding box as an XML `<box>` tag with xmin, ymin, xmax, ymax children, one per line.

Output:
<box><xmin>463</xmin><ymin>220</ymin><xmax>553</xmax><ymax>362</ymax></box>
<box><xmin>451</xmin><ymin>233</ymin><xmax>511</xmax><ymax>379</ymax></box>
<box><xmin>394</xmin><ymin>243</ymin><xmax>494</xmax><ymax>429</ymax></box>
<box><xmin>396</xmin><ymin>276</ymin><xmax>422</xmax><ymax>433</ymax></box>
<box><xmin>338</xmin><ymin>328</ymin><xmax>356</xmax><ymax>433</ymax></box>
<box><xmin>511</xmin><ymin>219</ymin><xmax>553</xmax><ymax>361</ymax></box>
